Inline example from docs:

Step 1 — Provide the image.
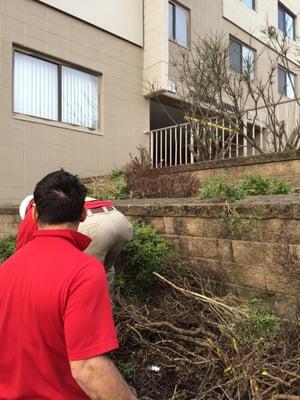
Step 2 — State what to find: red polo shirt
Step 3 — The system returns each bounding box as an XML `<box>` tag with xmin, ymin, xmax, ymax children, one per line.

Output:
<box><xmin>0</xmin><ymin>229</ymin><xmax>118</xmax><ymax>399</ymax></box>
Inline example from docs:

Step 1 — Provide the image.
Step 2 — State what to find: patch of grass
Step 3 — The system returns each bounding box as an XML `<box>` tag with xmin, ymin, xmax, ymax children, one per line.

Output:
<box><xmin>0</xmin><ymin>236</ymin><xmax>16</xmax><ymax>263</ymax></box>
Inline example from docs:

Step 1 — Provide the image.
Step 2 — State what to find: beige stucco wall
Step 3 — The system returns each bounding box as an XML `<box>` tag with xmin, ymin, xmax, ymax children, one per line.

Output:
<box><xmin>223</xmin><ymin>0</ymin><xmax>300</xmax><ymax>64</ymax></box>
<box><xmin>0</xmin><ymin>0</ymin><xmax>149</xmax><ymax>205</ymax></box>
<box><xmin>38</xmin><ymin>0</ymin><xmax>143</xmax><ymax>46</ymax></box>
<box><xmin>143</xmin><ymin>0</ymin><xmax>169</xmax><ymax>95</ymax></box>
<box><xmin>164</xmin><ymin>0</ymin><xmax>300</xmax><ymax>137</ymax></box>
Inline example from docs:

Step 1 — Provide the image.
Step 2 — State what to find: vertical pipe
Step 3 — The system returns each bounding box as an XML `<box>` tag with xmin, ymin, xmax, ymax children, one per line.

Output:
<box><xmin>252</xmin><ymin>123</ymin><xmax>255</xmax><ymax>156</ymax></box>
<box><xmin>243</xmin><ymin>122</ymin><xmax>248</xmax><ymax>157</ymax></box>
<box><xmin>185</xmin><ymin>124</ymin><xmax>188</xmax><ymax>164</ymax></box>
<box><xmin>170</xmin><ymin>127</ymin><xmax>173</xmax><ymax>166</ymax></box>
<box><xmin>160</xmin><ymin>128</ymin><xmax>163</xmax><ymax>167</ymax></box>
<box><xmin>190</xmin><ymin>127</ymin><xmax>194</xmax><ymax>164</ymax></box>
<box><xmin>150</xmin><ymin>131</ymin><xmax>153</xmax><ymax>167</ymax></box>
<box><xmin>222</xmin><ymin>119</ymin><xmax>225</xmax><ymax>159</ymax></box>
<box><xmin>165</xmin><ymin>128</ymin><xmax>168</xmax><ymax>166</ymax></box>
<box><xmin>179</xmin><ymin>125</ymin><xmax>182</xmax><ymax>165</ymax></box>
<box><xmin>174</xmin><ymin>126</ymin><xmax>178</xmax><ymax>165</ymax></box>
<box><xmin>155</xmin><ymin>130</ymin><xmax>159</xmax><ymax>168</ymax></box>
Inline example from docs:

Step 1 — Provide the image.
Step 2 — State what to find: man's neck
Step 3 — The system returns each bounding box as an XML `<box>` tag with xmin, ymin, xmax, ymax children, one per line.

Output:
<box><xmin>37</xmin><ymin>222</ymin><xmax>79</xmax><ymax>231</ymax></box>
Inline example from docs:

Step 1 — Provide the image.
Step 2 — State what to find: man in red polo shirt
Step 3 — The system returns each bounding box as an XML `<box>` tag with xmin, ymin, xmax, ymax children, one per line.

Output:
<box><xmin>0</xmin><ymin>170</ymin><xmax>137</xmax><ymax>399</ymax></box>
<box><xmin>17</xmin><ymin>195</ymin><xmax>133</xmax><ymax>292</ymax></box>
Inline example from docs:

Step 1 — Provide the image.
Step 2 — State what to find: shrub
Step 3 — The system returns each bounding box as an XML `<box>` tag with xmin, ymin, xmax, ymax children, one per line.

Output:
<box><xmin>199</xmin><ymin>176</ymin><xmax>245</xmax><ymax>201</ymax></box>
<box><xmin>199</xmin><ymin>174</ymin><xmax>293</xmax><ymax>201</ymax></box>
<box><xmin>117</xmin><ymin>220</ymin><xmax>173</xmax><ymax>298</ymax></box>
<box><xmin>238</xmin><ymin>174</ymin><xmax>271</xmax><ymax>196</ymax></box>
<box><xmin>0</xmin><ymin>236</ymin><xmax>16</xmax><ymax>263</ymax></box>
<box><xmin>124</xmin><ymin>146</ymin><xmax>199</xmax><ymax>198</ymax></box>
<box><xmin>228</xmin><ymin>299</ymin><xmax>280</xmax><ymax>343</ymax></box>
<box><xmin>269</xmin><ymin>177</ymin><xmax>294</xmax><ymax>195</ymax></box>
<box><xmin>86</xmin><ymin>170</ymin><xmax>128</xmax><ymax>200</ymax></box>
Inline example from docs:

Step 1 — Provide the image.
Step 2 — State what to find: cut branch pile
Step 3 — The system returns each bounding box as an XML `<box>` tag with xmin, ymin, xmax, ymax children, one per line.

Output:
<box><xmin>113</xmin><ymin>264</ymin><xmax>300</xmax><ymax>400</ymax></box>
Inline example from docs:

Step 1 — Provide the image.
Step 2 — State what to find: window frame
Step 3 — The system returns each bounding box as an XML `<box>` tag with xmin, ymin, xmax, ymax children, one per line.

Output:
<box><xmin>229</xmin><ymin>36</ymin><xmax>256</xmax><ymax>79</ymax></box>
<box><xmin>278</xmin><ymin>3</ymin><xmax>296</xmax><ymax>40</ymax></box>
<box><xmin>168</xmin><ymin>1</ymin><xmax>190</xmax><ymax>48</ymax></box>
<box><xmin>13</xmin><ymin>48</ymin><xmax>101</xmax><ymax>131</ymax></box>
<box><xmin>241</xmin><ymin>0</ymin><xmax>255</xmax><ymax>10</ymax></box>
<box><xmin>278</xmin><ymin>65</ymin><xmax>296</xmax><ymax>99</ymax></box>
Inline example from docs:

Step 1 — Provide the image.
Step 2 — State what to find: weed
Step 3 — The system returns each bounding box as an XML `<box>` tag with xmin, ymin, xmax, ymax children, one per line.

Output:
<box><xmin>220</xmin><ymin>204</ymin><xmax>262</xmax><ymax>237</ymax></box>
<box><xmin>86</xmin><ymin>170</ymin><xmax>128</xmax><ymax>200</ymax></box>
<box><xmin>0</xmin><ymin>236</ymin><xmax>16</xmax><ymax>263</ymax></box>
<box><xmin>228</xmin><ymin>299</ymin><xmax>280</xmax><ymax>343</ymax></box>
<box><xmin>111</xmin><ymin>169</ymin><xmax>124</xmax><ymax>179</ymax></box>
<box><xmin>199</xmin><ymin>174</ymin><xmax>293</xmax><ymax>202</ymax></box>
<box><xmin>199</xmin><ymin>176</ymin><xmax>245</xmax><ymax>201</ymax></box>
<box><xmin>118</xmin><ymin>361</ymin><xmax>136</xmax><ymax>379</ymax></box>
<box><xmin>269</xmin><ymin>177</ymin><xmax>294</xmax><ymax>195</ymax></box>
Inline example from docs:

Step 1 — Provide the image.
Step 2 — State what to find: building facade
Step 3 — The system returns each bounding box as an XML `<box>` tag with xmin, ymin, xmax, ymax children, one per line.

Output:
<box><xmin>0</xmin><ymin>0</ymin><xmax>299</xmax><ymax>204</ymax></box>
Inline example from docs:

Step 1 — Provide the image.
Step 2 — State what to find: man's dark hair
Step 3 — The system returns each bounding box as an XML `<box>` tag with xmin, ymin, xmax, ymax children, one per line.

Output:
<box><xmin>33</xmin><ymin>169</ymin><xmax>87</xmax><ymax>224</ymax></box>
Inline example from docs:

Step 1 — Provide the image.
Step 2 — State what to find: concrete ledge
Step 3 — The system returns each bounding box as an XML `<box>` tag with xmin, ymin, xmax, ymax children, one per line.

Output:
<box><xmin>142</xmin><ymin>150</ymin><xmax>300</xmax><ymax>175</ymax></box>
<box><xmin>114</xmin><ymin>194</ymin><xmax>300</xmax><ymax>219</ymax></box>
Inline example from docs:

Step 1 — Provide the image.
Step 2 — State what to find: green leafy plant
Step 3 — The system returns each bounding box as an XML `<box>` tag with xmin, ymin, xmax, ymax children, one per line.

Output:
<box><xmin>238</xmin><ymin>174</ymin><xmax>271</xmax><ymax>196</ymax></box>
<box><xmin>199</xmin><ymin>174</ymin><xmax>293</xmax><ymax>202</ymax></box>
<box><xmin>229</xmin><ymin>299</ymin><xmax>280</xmax><ymax>343</ymax></box>
<box><xmin>199</xmin><ymin>176</ymin><xmax>246</xmax><ymax>202</ymax></box>
<box><xmin>86</xmin><ymin>169</ymin><xmax>128</xmax><ymax>200</ymax></box>
<box><xmin>110</xmin><ymin>176</ymin><xmax>127</xmax><ymax>200</ymax></box>
<box><xmin>269</xmin><ymin>177</ymin><xmax>294</xmax><ymax>195</ymax></box>
<box><xmin>117</xmin><ymin>220</ymin><xmax>173</xmax><ymax>298</ymax></box>
<box><xmin>0</xmin><ymin>236</ymin><xmax>16</xmax><ymax>263</ymax></box>
<box><xmin>111</xmin><ymin>169</ymin><xmax>124</xmax><ymax>179</ymax></box>
<box><xmin>118</xmin><ymin>361</ymin><xmax>136</xmax><ymax>380</ymax></box>
<box><xmin>220</xmin><ymin>204</ymin><xmax>262</xmax><ymax>237</ymax></box>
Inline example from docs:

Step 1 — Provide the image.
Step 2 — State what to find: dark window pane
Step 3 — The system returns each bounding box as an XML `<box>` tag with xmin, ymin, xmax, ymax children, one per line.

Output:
<box><xmin>278</xmin><ymin>6</ymin><xmax>285</xmax><ymax>33</ymax></box>
<box><xmin>168</xmin><ymin>2</ymin><xmax>175</xmax><ymax>40</ymax></box>
<box><xmin>278</xmin><ymin>67</ymin><xmax>286</xmax><ymax>95</ymax></box>
<box><xmin>229</xmin><ymin>39</ymin><xmax>241</xmax><ymax>73</ymax></box>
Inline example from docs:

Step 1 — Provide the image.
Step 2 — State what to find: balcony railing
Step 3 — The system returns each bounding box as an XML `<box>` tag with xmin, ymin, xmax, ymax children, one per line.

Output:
<box><xmin>146</xmin><ymin>119</ymin><xmax>265</xmax><ymax>168</ymax></box>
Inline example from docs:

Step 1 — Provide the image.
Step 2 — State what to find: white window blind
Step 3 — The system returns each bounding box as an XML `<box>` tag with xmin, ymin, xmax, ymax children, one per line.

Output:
<box><xmin>62</xmin><ymin>66</ymin><xmax>99</xmax><ymax>129</ymax></box>
<box><xmin>14</xmin><ymin>51</ymin><xmax>58</xmax><ymax>120</ymax></box>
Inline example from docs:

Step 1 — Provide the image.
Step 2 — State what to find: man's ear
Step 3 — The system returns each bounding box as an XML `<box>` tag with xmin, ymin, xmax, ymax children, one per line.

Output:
<box><xmin>32</xmin><ymin>205</ymin><xmax>38</xmax><ymax>223</ymax></box>
<box><xmin>80</xmin><ymin>207</ymin><xmax>87</xmax><ymax>223</ymax></box>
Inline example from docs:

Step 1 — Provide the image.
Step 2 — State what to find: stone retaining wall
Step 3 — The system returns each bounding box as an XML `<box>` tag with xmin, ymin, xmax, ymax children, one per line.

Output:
<box><xmin>0</xmin><ymin>207</ymin><xmax>20</xmax><ymax>239</ymax></box>
<box><xmin>114</xmin><ymin>195</ymin><xmax>300</xmax><ymax>319</ymax></box>
<box><xmin>1</xmin><ymin>196</ymin><xmax>300</xmax><ymax>318</ymax></box>
<box><xmin>132</xmin><ymin>151</ymin><xmax>300</xmax><ymax>191</ymax></box>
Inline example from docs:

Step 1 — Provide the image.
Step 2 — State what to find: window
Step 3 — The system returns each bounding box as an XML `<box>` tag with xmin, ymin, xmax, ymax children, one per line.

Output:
<box><xmin>13</xmin><ymin>51</ymin><xmax>99</xmax><ymax>129</ymax></box>
<box><xmin>278</xmin><ymin>4</ymin><xmax>295</xmax><ymax>39</ymax></box>
<box><xmin>229</xmin><ymin>38</ymin><xmax>255</xmax><ymax>79</ymax></box>
<box><xmin>241</xmin><ymin>0</ymin><xmax>255</xmax><ymax>10</ymax></box>
<box><xmin>278</xmin><ymin>66</ymin><xmax>295</xmax><ymax>98</ymax></box>
<box><xmin>168</xmin><ymin>1</ymin><xmax>189</xmax><ymax>47</ymax></box>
